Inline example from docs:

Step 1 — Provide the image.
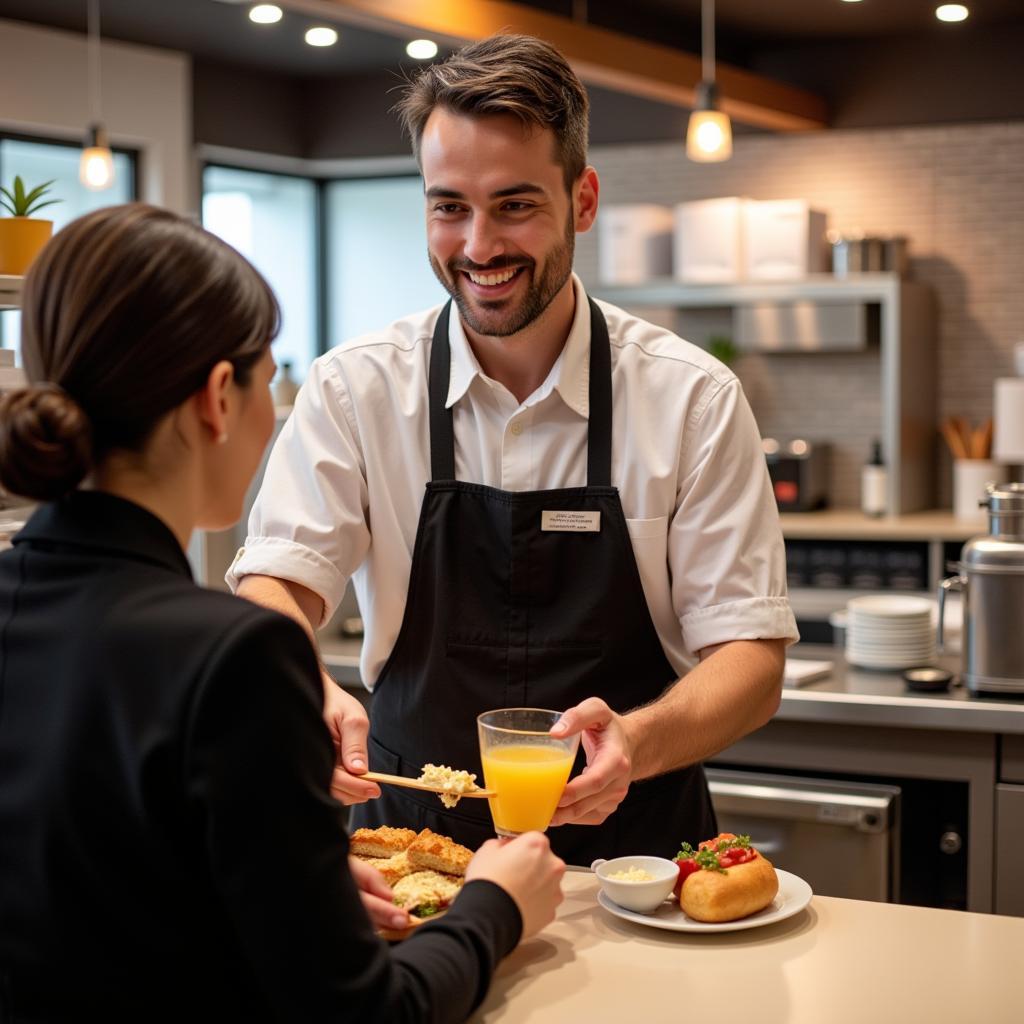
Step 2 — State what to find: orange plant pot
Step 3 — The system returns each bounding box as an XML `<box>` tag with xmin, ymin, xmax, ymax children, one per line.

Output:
<box><xmin>0</xmin><ymin>217</ymin><xmax>53</xmax><ymax>275</ymax></box>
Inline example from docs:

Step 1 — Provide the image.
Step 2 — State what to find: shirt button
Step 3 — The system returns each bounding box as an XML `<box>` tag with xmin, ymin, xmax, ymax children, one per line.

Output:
<box><xmin>510</xmin><ymin>421</ymin><xmax>524</xmax><ymax>436</ymax></box>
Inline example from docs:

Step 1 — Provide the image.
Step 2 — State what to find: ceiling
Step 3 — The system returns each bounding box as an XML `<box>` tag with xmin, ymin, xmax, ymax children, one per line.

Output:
<box><xmin>0</xmin><ymin>0</ymin><xmax>440</xmax><ymax>76</ymax></box>
<box><xmin>527</xmin><ymin>0</ymin><xmax>1023</xmax><ymax>43</ymax></box>
<box><xmin>1</xmin><ymin>0</ymin><xmax>1020</xmax><ymax>80</ymax></box>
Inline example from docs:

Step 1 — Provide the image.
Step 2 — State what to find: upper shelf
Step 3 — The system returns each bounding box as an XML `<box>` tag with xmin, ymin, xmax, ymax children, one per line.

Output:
<box><xmin>0</xmin><ymin>274</ymin><xmax>23</xmax><ymax>311</ymax></box>
<box><xmin>592</xmin><ymin>272</ymin><xmax>907</xmax><ymax>309</ymax></box>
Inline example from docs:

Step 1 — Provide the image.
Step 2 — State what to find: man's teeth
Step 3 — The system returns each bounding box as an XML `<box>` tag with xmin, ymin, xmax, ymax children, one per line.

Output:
<box><xmin>467</xmin><ymin>268</ymin><xmax>519</xmax><ymax>286</ymax></box>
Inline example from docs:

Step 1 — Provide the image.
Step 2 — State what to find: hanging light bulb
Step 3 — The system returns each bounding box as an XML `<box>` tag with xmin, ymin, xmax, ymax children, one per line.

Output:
<box><xmin>81</xmin><ymin>124</ymin><xmax>115</xmax><ymax>190</ymax></box>
<box><xmin>686</xmin><ymin>0</ymin><xmax>732</xmax><ymax>163</ymax></box>
<box><xmin>79</xmin><ymin>0</ymin><xmax>115</xmax><ymax>191</ymax></box>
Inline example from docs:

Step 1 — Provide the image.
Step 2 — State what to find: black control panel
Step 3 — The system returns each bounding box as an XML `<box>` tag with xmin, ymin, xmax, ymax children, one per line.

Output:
<box><xmin>785</xmin><ymin>539</ymin><xmax>932</xmax><ymax>591</ymax></box>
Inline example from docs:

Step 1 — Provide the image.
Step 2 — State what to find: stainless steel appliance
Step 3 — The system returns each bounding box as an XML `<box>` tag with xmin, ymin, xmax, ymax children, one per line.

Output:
<box><xmin>763</xmin><ymin>438</ymin><xmax>830</xmax><ymax>512</ymax></box>
<box><xmin>938</xmin><ymin>482</ymin><xmax>1024</xmax><ymax>694</ymax></box>
<box><xmin>706</xmin><ymin>768</ymin><xmax>900</xmax><ymax>902</ymax></box>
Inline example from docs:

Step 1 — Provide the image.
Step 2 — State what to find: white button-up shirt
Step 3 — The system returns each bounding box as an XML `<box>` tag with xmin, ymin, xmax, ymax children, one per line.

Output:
<box><xmin>228</xmin><ymin>276</ymin><xmax>798</xmax><ymax>689</ymax></box>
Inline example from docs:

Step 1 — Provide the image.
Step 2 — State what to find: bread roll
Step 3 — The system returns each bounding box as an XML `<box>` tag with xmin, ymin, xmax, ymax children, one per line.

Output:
<box><xmin>680</xmin><ymin>851</ymin><xmax>779</xmax><ymax>923</ymax></box>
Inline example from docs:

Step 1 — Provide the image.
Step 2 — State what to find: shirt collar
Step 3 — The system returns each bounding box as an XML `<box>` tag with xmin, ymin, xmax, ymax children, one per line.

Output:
<box><xmin>445</xmin><ymin>273</ymin><xmax>592</xmax><ymax>420</ymax></box>
<box><xmin>14</xmin><ymin>490</ymin><xmax>194</xmax><ymax>579</ymax></box>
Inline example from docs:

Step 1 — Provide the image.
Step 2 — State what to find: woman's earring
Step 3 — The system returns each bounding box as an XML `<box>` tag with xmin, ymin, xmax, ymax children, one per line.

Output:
<box><xmin>217</xmin><ymin>432</ymin><xmax>229</xmax><ymax>445</ymax></box>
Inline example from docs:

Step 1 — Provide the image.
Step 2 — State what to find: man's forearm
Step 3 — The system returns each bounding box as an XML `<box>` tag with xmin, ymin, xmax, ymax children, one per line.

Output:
<box><xmin>622</xmin><ymin>639</ymin><xmax>786</xmax><ymax>781</ymax></box>
<box><xmin>236</xmin><ymin>574</ymin><xmax>333</xmax><ymax>688</ymax></box>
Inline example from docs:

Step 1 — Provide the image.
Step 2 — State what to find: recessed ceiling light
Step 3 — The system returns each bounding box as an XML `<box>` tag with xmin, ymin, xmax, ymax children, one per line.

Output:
<box><xmin>249</xmin><ymin>4</ymin><xmax>282</xmax><ymax>24</ymax></box>
<box><xmin>406</xmin><ymin>39</ymin><xmax>439</xmax><ymax>60</ymax></box>
<box><xmin>305</xmin><ymin>26</ymin><xmax>338</xmax><ymax>47</ymax></box>
<box><xmin>935</xmin><ymin>4</ymin><xmax>969</xmax><ymax>21</ymax></box>
<box><xmin>839</xmin><ymin>1</ymin><xmax>863</xmax><ymax>4</ymax></box>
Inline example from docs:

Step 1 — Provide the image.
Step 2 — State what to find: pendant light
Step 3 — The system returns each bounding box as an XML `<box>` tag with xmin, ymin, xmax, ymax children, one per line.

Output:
<box><xmin>686</xmin><ymin>0</ymin><xmax>732</xmax><ymax>163</ymax></box>
<box><xmin>79</xmin><ymin>0</ymin><xmax>115</xmax><ymax>191</ymax></box>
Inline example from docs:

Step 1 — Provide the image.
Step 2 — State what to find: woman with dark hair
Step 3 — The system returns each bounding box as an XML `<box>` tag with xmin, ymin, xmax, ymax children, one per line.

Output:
<box><xmin>0</xmin><ymin>204</ymin><xmax>563</xmax><ymax>1022</ymax></box>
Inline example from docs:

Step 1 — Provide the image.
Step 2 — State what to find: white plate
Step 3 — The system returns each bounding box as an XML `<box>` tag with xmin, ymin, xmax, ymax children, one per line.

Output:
<box><xmin>847</xmin><ymin>595</ymin><xmax>934</xmax><ymax>618</ymax></box>
<box><xmin>596</xmin><ymin>869</ymin><xmax>813</xmax><ymax>934</ymax></box>
<box><xmin>847</xmin><ymin>642</ymin><xmax>935</xmax><ymax>655</ymax></box>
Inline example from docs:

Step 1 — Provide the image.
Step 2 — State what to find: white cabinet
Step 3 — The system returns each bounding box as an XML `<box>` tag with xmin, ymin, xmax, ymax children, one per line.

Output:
<box><xmin>593</xmin><ymin>273</ymin><xmax>936</xmax><ymax>515</ymax></box>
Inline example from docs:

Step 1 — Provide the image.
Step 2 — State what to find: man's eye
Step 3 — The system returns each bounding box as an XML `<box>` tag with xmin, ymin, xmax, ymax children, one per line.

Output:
<box><xmin>435</xmin><ymin>204</ymin><xmax>464</xmax><ymax>215</ymax></box>
<box><xmin>503</xmin><ymin>202</ymin><xmax>533</xmax><ymax>212</ymax></box>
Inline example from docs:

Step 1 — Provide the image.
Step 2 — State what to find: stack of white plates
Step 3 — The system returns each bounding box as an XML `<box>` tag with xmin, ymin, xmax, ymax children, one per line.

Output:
<box><xmin>845</xmin><ymin>595</ymin><xmax>936</xmax><ymax>670</ymax></box>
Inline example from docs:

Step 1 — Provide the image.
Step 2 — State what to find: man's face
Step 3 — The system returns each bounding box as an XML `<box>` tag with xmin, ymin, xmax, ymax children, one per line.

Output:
<box><xmin>420</xmin><ymin>108</ymin><xmax>581</xmax><ymax>339</ymax></box>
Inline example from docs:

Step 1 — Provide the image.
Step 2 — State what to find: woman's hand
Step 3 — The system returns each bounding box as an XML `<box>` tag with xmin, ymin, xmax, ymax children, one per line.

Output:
<box><xmin>348</xmin><ymin>856</ymin><xmax>410</xmax><ymax>933</ymax></box>
<box><xmin>465</xmin><ymin>834</ymin><xmax>565</xmax><ymax>942</ymax></box>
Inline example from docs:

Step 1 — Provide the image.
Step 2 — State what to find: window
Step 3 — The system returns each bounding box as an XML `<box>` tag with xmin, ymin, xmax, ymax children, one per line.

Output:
<box><xmin>325</xmin><ymin>176</ymin><xmax>444</xmax><ymax>345</ymax></box>
<box><xmin>202</xmin><ymin>166</ymin><xmax>318</xmax><ymax>380</ymax></box>
<box><xmin>0</xmin><ymin>135</ymin><xmax>136</xmax><ymax>353</ymax></box>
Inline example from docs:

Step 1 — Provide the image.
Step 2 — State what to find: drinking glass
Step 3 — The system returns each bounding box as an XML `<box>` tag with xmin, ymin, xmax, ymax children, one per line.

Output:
<box><xmin>477</xmin><ymin>708</ymin><xmax>580</xmax><ymax>837</ymax></box>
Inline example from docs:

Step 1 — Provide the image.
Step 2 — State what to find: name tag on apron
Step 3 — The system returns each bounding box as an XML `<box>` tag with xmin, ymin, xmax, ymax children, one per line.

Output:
<box><xmin>541</xmin><ymin>510</ymin><xmax>601</xmax><ymax>533</ymax></box>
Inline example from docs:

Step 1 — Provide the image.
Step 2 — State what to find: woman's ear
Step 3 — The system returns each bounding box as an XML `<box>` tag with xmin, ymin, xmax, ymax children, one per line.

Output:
<box><xmin>195</xmin><ymin>360</ymin><xmax>236</xmax><ymax>445</ymax></box>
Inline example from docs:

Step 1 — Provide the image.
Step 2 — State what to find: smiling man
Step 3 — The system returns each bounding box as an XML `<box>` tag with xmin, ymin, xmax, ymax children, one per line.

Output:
<box><xmin>229</xmin><ymin>34</ymin><xmax>798</xmax><ymax>864</ymax></box>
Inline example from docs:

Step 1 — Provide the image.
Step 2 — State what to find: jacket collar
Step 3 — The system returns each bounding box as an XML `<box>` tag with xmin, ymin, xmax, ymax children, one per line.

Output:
<box><xmin>14</xmin><ymin>490</ymin><xmax>193</xmax><ymax>579</ymax></box>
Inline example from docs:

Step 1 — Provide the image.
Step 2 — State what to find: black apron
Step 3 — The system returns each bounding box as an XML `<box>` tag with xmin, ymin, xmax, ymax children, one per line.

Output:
<box><xmin>351</xmin><ymin>299</ymin><xmax>716</xmax><ymax>864</ymax></box>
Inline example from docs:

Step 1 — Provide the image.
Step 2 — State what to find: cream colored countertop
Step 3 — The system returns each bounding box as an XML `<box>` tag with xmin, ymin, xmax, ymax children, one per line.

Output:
<box><xmin>471</xmin><ymin>871</ymin><xmax>1024</xmax><ymax>1023</ymax></box>
<box><xmin>779</xmin><ymin>508</ymin><xmax>981</xmax><ymax>541</ymax></box>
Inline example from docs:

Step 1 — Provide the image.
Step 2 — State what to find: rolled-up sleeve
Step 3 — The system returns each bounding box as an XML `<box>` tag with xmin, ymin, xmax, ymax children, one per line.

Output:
<box><xmin>226</xmin><ymin>356</ymin><xmax>370</xmax><ymax>626</ymax></box>
<box><xmin>670</xmin><ymin>377</ymin><xmax>799</xmax><ymax>654</ymax></box>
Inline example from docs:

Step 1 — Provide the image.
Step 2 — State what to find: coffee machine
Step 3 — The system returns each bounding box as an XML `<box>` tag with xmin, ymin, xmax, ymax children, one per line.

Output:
<box><xmin>938</xmin><ymin>482</ymin><xmax>1024</xmax><ymax>694</ymax></box>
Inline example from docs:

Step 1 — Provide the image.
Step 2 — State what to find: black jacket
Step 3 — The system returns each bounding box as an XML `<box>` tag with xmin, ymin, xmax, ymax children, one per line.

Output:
<box><xmin>0</xmin><ymin>491</ymin><xmax>520</xmax><ymax>1022</ymax></box>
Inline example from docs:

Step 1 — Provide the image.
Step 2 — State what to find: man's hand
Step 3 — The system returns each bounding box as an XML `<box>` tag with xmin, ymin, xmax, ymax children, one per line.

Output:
<box><xmin>322</xmin><ymin>677</ymin><xmax>380</xmax><ymax>804</ymax></box>
<box><xmin>348</xmin><ymin>856</ymin><xmax>409</xmax><ymax>933</ymax></box>
<box><xmin>547</xmin><ymin>697</ymin><xmax>633</xmax><ymax>827</ymax></box>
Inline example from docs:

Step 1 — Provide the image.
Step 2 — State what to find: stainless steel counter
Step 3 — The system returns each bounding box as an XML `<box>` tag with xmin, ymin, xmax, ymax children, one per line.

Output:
<box><xmin>322</xmin><ymin>635</ymin><xmax>1024</xmax><ymax>735</ymax></box>
<box><xmin>781</xmin><ymin>644</ymin><xmax>1024</xmax><ymax>735</ymax></box>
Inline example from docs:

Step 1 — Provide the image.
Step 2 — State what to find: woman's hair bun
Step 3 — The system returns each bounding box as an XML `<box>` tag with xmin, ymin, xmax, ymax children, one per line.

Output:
<box><xmin>0</xmin><ymin>386</ymin><xmax>93</xmax><ymax>501</ymax></box>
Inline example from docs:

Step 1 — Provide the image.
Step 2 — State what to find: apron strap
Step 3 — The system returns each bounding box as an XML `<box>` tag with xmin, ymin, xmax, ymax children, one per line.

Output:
<box><xmin>428</xmin><ymin>296</ymin><xmax>613</xmax><ymax>486</ymax></box>
<box><xmin>585</xmin><ymin>297</ymin><xmax>612</xmax><ymax>488</ymax></box>
<box><xmin>428</xmin><ymin>301</ymin><xmax>456</xmax><ymax>481</ymax></box>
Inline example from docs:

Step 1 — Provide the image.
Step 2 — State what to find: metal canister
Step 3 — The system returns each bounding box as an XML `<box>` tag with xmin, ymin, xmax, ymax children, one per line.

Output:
<box><xmin>938</xmin><ymin>482</ymin><xmax>1024</xmax><ymax>694</ymax></box>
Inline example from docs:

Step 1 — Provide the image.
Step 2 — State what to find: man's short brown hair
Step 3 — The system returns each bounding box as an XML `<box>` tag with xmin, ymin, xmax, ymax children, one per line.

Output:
<box><xmin>394</xmin><ymin>34</ymin><xmax>590</xmax><ymax>192</ymax></box>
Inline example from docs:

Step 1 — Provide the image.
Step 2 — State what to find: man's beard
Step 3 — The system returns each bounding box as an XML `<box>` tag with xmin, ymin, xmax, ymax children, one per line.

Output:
<box><xmin>430</xmin><ymin>211</ymin><xmax>575</xmax><ymax>338</ymax></box>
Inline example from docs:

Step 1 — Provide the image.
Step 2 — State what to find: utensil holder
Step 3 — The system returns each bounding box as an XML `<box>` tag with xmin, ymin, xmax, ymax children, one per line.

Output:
<box><xmin>953</xmin><ymin>459</ymin><xmax>999</xmax><ymax>520</ymax></box>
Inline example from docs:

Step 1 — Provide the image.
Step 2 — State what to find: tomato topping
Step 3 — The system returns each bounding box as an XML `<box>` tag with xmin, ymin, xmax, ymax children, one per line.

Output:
<box><xmin>718</xmin><ymin>848</ymin><xmax>756</xmax><ymax>869</ymax></box>
<box><xmin>675</xmin><ymin>833</ymin><xmax>757</xmax><ymax>875</ymax></box>
<box><xmin>672</xmin><ymin>857</ymin><xmax>700</xmax><ymax>896</ymax></box>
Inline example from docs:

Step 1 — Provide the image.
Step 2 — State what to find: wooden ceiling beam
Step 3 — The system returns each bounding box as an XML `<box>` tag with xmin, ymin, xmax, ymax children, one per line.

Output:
<box><xmin>279</xmin><ymin>0</ymin><xmax>828</xmax><ymax>132</ymax></box>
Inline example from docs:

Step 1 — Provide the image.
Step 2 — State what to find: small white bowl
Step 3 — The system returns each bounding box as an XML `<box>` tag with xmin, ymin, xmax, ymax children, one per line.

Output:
<box><xmin>591</xmin><ymin>855</ymin><xmax>678</xmax><ymax>913</ymax></box>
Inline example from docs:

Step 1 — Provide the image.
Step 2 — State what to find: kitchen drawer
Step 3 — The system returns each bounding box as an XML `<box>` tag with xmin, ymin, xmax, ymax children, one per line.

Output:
<box><xmin>1002</xmin><ymin>735</ymin><xmax>1024</xmax><ymax>784</ymax></box>
<box><xmin>995</xmin><ymin>784</ymin><xmax>1024</xmax><ymax>917</ymax></box>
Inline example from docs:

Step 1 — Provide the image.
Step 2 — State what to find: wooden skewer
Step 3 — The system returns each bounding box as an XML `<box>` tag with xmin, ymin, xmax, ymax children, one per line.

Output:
<box><xmin>941</xmin><ymin>418</ymin><xmax>969</xmax><ymax>460</ymax></box>
<box><xmin>971</xmin><ymin>418</ymin><xmax>993</xmax><ymax>460</ymax></box>
<box><xmin>952</xmin><ymin>416</ymin><xmax>972</xmax><ymax>459</ymax></box>
<box><xmin>362</xmin><ymin>770</ymin><xmax>495</xmax><ymax>798</ymax></box>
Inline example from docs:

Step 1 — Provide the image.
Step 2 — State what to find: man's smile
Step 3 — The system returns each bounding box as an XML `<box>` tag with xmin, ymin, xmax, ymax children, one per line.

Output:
<box><xmin>465</xmin><ymin>267</ymin><xmax>522</xmax><ymax>286</ymax></box>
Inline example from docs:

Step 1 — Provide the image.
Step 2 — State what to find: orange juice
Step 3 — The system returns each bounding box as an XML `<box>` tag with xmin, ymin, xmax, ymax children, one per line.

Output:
<box><xmin>481</xmin><ymin>744</ymin><xmax>574</xmax><ymax>834</ymax></box>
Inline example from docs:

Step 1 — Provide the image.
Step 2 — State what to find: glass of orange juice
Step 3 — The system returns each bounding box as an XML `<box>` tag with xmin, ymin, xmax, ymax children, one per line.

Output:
<box><xmin>477</xmin><ymin>708</ymin><xmax>580</xmax><ymax>837</ymax></box>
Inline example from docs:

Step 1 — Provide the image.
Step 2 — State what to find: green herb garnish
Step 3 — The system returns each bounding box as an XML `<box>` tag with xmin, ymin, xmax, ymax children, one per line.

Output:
<box><xmin>675</xmin><ymin>834</ymin><xmax>753</xmax><ymax>872</ymax></box>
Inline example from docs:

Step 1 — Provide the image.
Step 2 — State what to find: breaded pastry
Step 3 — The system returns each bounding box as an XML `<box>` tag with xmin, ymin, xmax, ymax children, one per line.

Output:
<box><xmin>407</xmin><ymin>828</ymin><xmax>472</xmax><ymax>877</ymax></box>
<box><xmin>372</xmin><ymin>850</ymin><xmax>416</xmax><ymax>886</ymax></box>
<box><xmin>391</xmin><ymin>870</ymin><xmax>463</xmax><ymax>915</ymax></box>
<box><xmin>349</xmin><ymin>826</ymin><xmax>417</xmax><ymax>859</ymax></box>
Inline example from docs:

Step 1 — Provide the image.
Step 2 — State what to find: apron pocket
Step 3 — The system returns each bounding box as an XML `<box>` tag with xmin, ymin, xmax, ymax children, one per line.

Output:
<box><xmin>367</xmin><ymin>733</ymin><xmax>404</xmax><ymax>775</ymax></box>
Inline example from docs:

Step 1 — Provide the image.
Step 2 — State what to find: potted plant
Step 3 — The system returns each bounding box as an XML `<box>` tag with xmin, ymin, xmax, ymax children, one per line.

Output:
<box><xmin>0</xmin><ymin>177</ymin><xmax>61</xmax><ymax>276</ymax></box>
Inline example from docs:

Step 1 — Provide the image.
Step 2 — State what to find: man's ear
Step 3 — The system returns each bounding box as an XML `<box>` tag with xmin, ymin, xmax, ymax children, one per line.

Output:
<box><xmin>194</xmin><ymin>360</ymin><xmax>235</xmax><ymax>443</ymax></box>
<box><xmin>574</xmin><ymin>166</ymin><xmax>600</xmax><ymax>234</ymax></box>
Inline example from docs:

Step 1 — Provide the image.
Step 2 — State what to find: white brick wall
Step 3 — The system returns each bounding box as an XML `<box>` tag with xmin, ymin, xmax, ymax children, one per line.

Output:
<box><xmin>579</xmin><ymin>121</ymin><xmax>1024</xmax><ymax>506</ymax></box>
